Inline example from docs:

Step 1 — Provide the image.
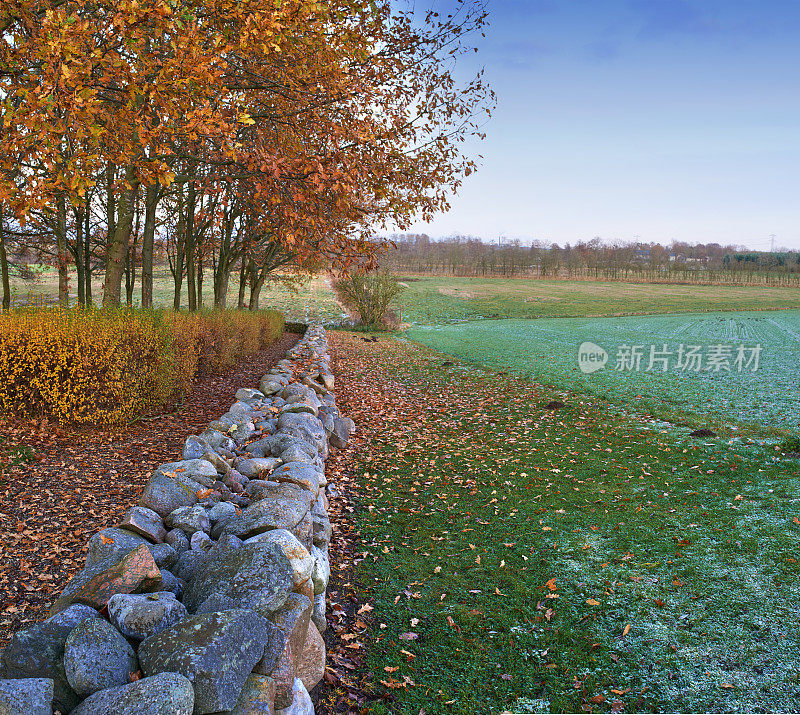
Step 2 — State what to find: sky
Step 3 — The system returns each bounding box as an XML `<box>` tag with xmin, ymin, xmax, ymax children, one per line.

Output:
<box><xmin>405</xmin><ymin>0</ymin><xmax>800</xmax><ymax>250</ymax></box>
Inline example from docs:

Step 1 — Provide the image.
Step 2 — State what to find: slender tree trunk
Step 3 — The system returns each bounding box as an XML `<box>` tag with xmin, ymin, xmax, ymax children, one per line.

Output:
<box><xmin>56</xmin><ymin>193</ymin><xmax>69</xmax><ymax>308</ymax></box>
<box><xmin>83</xmin><ymin>201</ymin><xmax>92</xmax><ymax>305</ymax></box>
<box><xmin>74</xmin><ymin>207</ymin><xmax>85</xmax><ymax>306</ymax></box>
<box><xmin>185</xmin><ymin>179</ymin><xmax>197</xmax><ymax>312</ymax></box>
<box><xmin>103</xmin><ymin>166</ymin><xmax>140</xmax><ymax>308</ymax></box>
<box><xmin>125</xmin><ymin>193</ymin><xmax>141</xmax><ymax>306</ymax></box>
<box><xmin>141</xmin><ymin>184</ymin><xmax>157</xmax><ymax>309</ymax></box>
<box><xmin>248</xmin><ymin>261</ymin><xmax>265</xmax><ymax>311</ymax></box>
<box><xmin>237</xmin><ymin>258</ymin><xmax>247</xmax><ymax>309</ymax></box>
<box><xmin>173</xmin><ymin>187</ymin><xmax>185</xmax><ymax>311</ymax></box>
<box><xmin>214</xmin><ymin>268</ymin><xmax>230</xmax><ymax>308</ymax></box>
<box><xmin>0</xmin><ymin>206</ymin><xmax>10</xmax><ymax>311</ymax></box>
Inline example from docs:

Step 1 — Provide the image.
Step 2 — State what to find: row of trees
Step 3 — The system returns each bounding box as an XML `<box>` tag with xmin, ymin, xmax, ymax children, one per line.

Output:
<box><xmin>381</xmin><ymin>234</ymin><xmax>800</xmax><ymax>285</ymax></box>
<box><xmin>0</xmin><ymin>0</ymin><xmax>493</xmax><ymax>310</ymax></box>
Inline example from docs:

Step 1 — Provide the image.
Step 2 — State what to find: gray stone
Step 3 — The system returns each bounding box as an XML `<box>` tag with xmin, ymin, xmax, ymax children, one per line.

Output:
<box><xmin>219</xmin><ymin>413</ymin><xmax>255</xmax><ymax>444</ymax></box>
<box><xmin>245</xmin><ymin>530</ymin><xmax>313</xmax><ymax>589</ymax></box>
<box><xmin>173</xmin><ymin>550</ymin><xmax>206</xmax><ymax>583</ymax></box>
<box><xmin>229</xmin><ymin>400</ymin><xmax>256</xmax><ymax>415</ymax></box>
<box><xmin>155</xmin><ymin>460</ymin><xmax>218</xmax><ymax>488</ymax></box>
<box><xmin>269</xmin><ymin>594</ymin><xmax>311</xmax><ymax>676</ymax></box>
<box><xmin>71</xmin><ymin>672</ymin><xmax>194</xmax><ymax>715</ymax></box>
<box><xmin>183</xmin><ymin>436</ymin><xmax>210</xmax><ymax>461</ymax></box>
<box><xmin>278</xmin><ymin>402</ymin><xmax>317</xmax><ymax>417</ymax></box>
<box><xmin>182</xmin><ymin>541</ymin><xmax>294</xmax><ymax>617</ymax></box>
<box><xmin>268</xmin><ymin>435</ymin><xmax>316</xmax><ymax>461</ymax></box>
<box><xmin>165</xmin><ymin>528</ymin><xmax>190</xmax><ymax>556</ymax></box>
<box><xmin>260</xmin><ymin>376</ymin><xmax>286</xmax><ymax>396</ymax></box>
<box><xmin>277</xmin><ymin>414</ymin><xmax>326</xmax><ymax>452</ymax></box>
<box><xmin>274</xmin><ymin>678</ymin><xmax>313</xmax><ymax>715</ymax></box>
<box><xmin>312</xmin><ymin>511</ymin><xmax>331</xmax><ymax>547</ymax></box>
<box><xmin>149</xmin><ymin>542</ymin><xmax>178</xmax><ymax>570</ymax></box>
<box><xmin>330</xmin><ymin>417</ymin><xmax>355</xmax><ymax>449</ymax></box>
<box><xmin>2</xmin><ymin>622</ymin><xmax>78</xmax><ymax>712</ymax></box>
<box><xmin>64</xmin><ymin>618</ymin><xmax>138</xmax><ymax>696</ymax></box>
<box><xmin>311</xmin><ymin>593</ymin><xmax>326</xmax><ymax>634</ymax></box>
<box><xmin>138</xmin><ymin>610</ymin><xmax>271</xmax><ymax>714</ymax></box>
<box><xmin>0</xmin><ymin>678</ymin><xmax>53</xmax><ymax>715</ymax></box>
<box><xmin>220</xmin><ymin>674</ymin><xmax>276</xmax><ymax>715</ymax></box>
<box><xmin>201</xmin><ymin>429</ymin><xmax>237</xmax><ymax>453</ymax></box>
<box><xmin>190</xmin><ymin>531</ymin><xmax>213</xmax><ymax>551</ymax></box>
<box><xmin>201</xmin><ymin>449</ymin><xmax>231</xmax><ymax>476</ymax></box>
<box><xmin>270</xmin><ymin>463</ymin><xmax>321</xmax><ymax>497</ymax></box>
<box><xmin>297</xmin><ymin>622</ymin><xmax>325</xmax><ymax>693</ymax></box>
<box><xmin>276</xmin><ymin>445</ymin><xmax>315</xmax><ymax>465</ymax></box>
<box><xmin>236</xmin><ymin>388</ymin><xmax>266</xmax><ymax>402</ymax></box>
<box><xmin>218</xmin><ymin>496</ymin><xmax>310</xmax><ymax>541</ymax></box>
<box><xmin>237</xmin><ymin>458</ymin><xmax>282</xmax><ymax>479</ymax></box>
<box><xmin>139</xmin><ymin>472</ymin><xmax>204</xmax><ymax>518</ymax></box>
<box><xmin>120</xmin><ymin>506</ymin><xmax>167</xmax><ymax>543</ymax></box>
<box><xmin>85</xmin><ymin>527</ymin><xmax>150</xmax><ymax>568</ymax></box>
<box><xmin>311</xmin><ymin>544</ymin><xmax>330</xmax><ymax>595</ymax></box>
<box><xmin>153</xmin><ymin>568</ymin><xmax>184</xmax><ymax>599</ymax></box>
<box><xmin>207</xmin><ymin>500</ymin><xmax>237</xmax><ymax>525</ymax></box>
<box><xmin>45</xmin><ymin>604</ymin><xmax>100</xmax><ymax>630</ymax></box>
<box><xmin>108</xmin><ymin>592</ymin><xmax>189</xmax><ymax>641</ymax></box>
<box><xmin>165</xmin><ymin>505</ymin><xmax>211</xmax><ymax>535</ymax></box>
<box><xmin>243</xmin><ymin>438</ymin><xmax>273</xmax><ymax>458</ymax></box>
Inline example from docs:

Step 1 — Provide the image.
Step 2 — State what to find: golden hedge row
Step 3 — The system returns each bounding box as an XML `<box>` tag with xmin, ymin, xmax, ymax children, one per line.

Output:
<box><xmin>0</xmin><ymin>308</ymin><xmax>284</xmax><ymax>425</ymax></box>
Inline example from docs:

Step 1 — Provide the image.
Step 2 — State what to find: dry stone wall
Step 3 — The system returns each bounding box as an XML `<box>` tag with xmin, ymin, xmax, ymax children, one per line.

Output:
<box><xmin>0</xmin><ymin>325</ymin><xmax>352</xmax><ymax>715</ymax></box>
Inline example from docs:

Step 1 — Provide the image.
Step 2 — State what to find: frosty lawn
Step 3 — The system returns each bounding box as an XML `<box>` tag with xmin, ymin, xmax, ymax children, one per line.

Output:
<box><xmin>331</xmin><ymin>332</ymin><xmax>800</xmax><ymax>714</ymax></box>
<box><xmin>407</xmin><ymin>310</ymin><xmax>800</xmax><ymax>435</ymax></box>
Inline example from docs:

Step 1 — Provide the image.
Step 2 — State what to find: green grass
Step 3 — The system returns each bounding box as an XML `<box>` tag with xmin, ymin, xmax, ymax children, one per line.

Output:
<box><xmin>395</xmin><ymin>277</ymin><xmax>800</xmax><ymax>325</ymax></box>
<box><xmin>406</xmin><ymin>311</ymin><xmax>800</xmax><ymax>437</ymax></box>
<box><xmin>336</xmin><ymin>334</ymin><xmax>800</xmax><ymax>714</ymax></box>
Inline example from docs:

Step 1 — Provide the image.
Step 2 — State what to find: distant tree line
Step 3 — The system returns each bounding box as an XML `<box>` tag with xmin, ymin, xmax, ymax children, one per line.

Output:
<box><xmin>380</xmin><ymin>234</ymin><xmax>800</xmax><ymax>286</ymax></box>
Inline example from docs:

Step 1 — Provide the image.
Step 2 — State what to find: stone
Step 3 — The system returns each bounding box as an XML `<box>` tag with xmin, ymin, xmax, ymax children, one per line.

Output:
<box><xmin>311</xmin><ymin>544</ymin><xmax>329</xmax><ymax>595</ymax></box>
<box><xmin>274</xmin><ymin>678</ymin><xmax>313</xmax><ymax>715</ymax></box>
<box><xmin>243</xmin><ymin>438</ymin><xmax>273</xmax><ymax>457</ymax></box>
<box><xmin>219</xmin><ymin>496</ymin><xmax>310</xmax><ymax>541</ymax></box>
<box><xmin>316</xmin><ymin>410</ymin><xmax>334</xmax><ymax>436</ymax></box>
<box><xmin>330</xmin><ymin>417</ymin><xmax>355</xmax><ymax>449</ymax></box>
<box><xmin>155</xmin><ymin>460</ymin><xmax>218</xmax><ymax>487</ymax></box>
<box><xmin>165</xmin><ymin>505</ymin><xmax>211</xmax><ymax>535</ymax></box>
<box><xmin>45</xmin><ymin>603</ymin><xmax>100</xmax><ymax>630</ymax></box>
<box><xmin>71</xmin><ymin>672</ymin><xmax>194</xmax><ymax>715</ymax></box>
<box><xmin>139</xmin><ymin>472</ymin><xmax>204</xmax><ymax>518</ymax></box>
<box><xmin>182</xmin><ymin>541</ymin><xmax>293</xmax><ymax>617</ymax></box>
<box><xmin>320</xmin><ymin>373</ymin><xmax>334</xmax><ymax>391</ymax></box>
<box><xmin>311</xmin><ymin>593</ymin><xmax>326</xmax><ymax>634</ymax></box>
<box><xmin>269</xmin><ymin>594</ymin><xmax>312</xmax><ymax>677</ymax></box>
<box><xmin>158</xmin><ymin>569</ymin><xmax>185</xmax><ymax>598</ymax></box>
<box><xmin>149</xmin><ymin>542</ymin><xmax>178</xmax><ymax>570</ymax></box>
<box><xmin>246</xmin><ymin>481</ymin><xmax>309</xmax><ymax>505</ymax></box>
<box><xmin>0</xmin><ymin>678</ymin><xmax>53</xmax><ymax>715</ymax></box>
<box><xmin>229</xmin><ymin>400</ymin><xmax>256</xmax><ymax>416</ymax></box>
<box><xmin>297</xmin><ymin>622</ymin><xmax>325</xmax><ymax>693</ymax></box>
<box><xmin>221</xmin><ymin>674</ymin><xmax>276</xmax><ymax>715</ymax></box>
<box><xmin>183</xmin><ymin>436</ymin><xmax>210</xmax><ymax>461</ymax></box>
<box><xmin>2</xmin><ymin>622</ymin><xmax>78</xmax><ymax>713</ymax></box>
<box><xmin>85</xmin><ymin>527</ymin><xmax>150</xmax><ymax>567</ymax></box>
<box><xmin>276</xmin><ymin>414</ymin><xmax>326</xmax><ymax>454</ymax></box>
<box><xmin>64</xmin><ymin>618</ymin><xmax>138</xmax><ymax>697</ymax></box>
<box><xmin>292</xmin><ymin>512</ymin><xmax>313</xmax><ymax>554</ymax></box>
<box><xmin>52</xmin><ymin>545</ymin><xmax>162</xmax><ymax>614</ymax></box>
<box><xmin>173</xmin><ymin>549</ymin><xmax>206</xmax><ymax>583</ymax></box>
<box><xmin>270</xmin><ymin>463</ymin><xmax>320</xmax><ymax>497</ymax></box>
<box><xmin>236</xmin><ymin>387</ymin><xmax>266</xmax><ymax>402</ymax></box>
<box><xmin>165</xmin><ymin>528</ymin><xmax>190</xmax><ymax>556</ymax></box>
<box><xmin>191</xmin><ymin>530</ymin><xmax>213</xmax><ymax>551</ymax></box>
<box><xmin>207</xmin><ymin>500</ymin><xmax>237</xmax><ymax>525</ymax></box>
<box><xmin>201</xmin><ymin>429</ymin><xmax>237</xmax><ymax>453</ymax></box>
<box><xmin>312</xmin><ymin>511</ymin><xmax>332</xmax><ymax>547</ymax></box>
<box><xmin>119</xmin><ymin>506</ymin><xmax>167</xmax><ymax>543</ymax></box>
<box><xmin>268</xmin><ymin>435</ymin><xmax>316</xmax><ymax>461</ymax></box>
<box><xmin>276</xmin><ymin>444</ymin><xmax>315</xmax><ymax>465</ymax></box>
<box><xmin>256</xmin><ymin>641</ymin><xmax>293</xmax><ymax>709</ymax></box>
<box><xmin>138</xmin><ymin>610</ymin><xmax>271</xmax><ymax>714</ymax></box>
<box><xmin>219</xmin><ymin>413</ymin><xmax>255</xmax><ymax>444</ymax></box>
<box><xmin>259</xmin><ymin>376</ymin><xmax>286</xmax><ymax>396</ymax></box>
<box><xmin>301</xmin><ymin>375</ymin><xmax>327</xmax><ymax>396</ymax></box>
<box><xmin>108</xmin><ymin>592</ymin><xmax>188</xmax><ymax>641</ymax></box>
<box><xmin>278</xmin><ymin>402</ymin><xmax>316</xmax><ymax>417</ymax></box>
<box><xmin>245</xmin><ymin>530</ymin><xmax>313</xmax><ymax>589</ymax></box>
<box><xmin>201</xmin><ymin>449</ymin><xmax>232</xmax><ymax>476</ymax></box>
<box><xmin>237</xmin><ymin>458</ymin><xmax>282</xmax><ymax>479</ymax></box>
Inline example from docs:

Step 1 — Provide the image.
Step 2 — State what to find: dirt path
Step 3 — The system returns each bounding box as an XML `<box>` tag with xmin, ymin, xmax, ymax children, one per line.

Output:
<box><xmin>0</xmin><ymin>332</ymin><xmax>299</xmax><ymax>645</ymax></box>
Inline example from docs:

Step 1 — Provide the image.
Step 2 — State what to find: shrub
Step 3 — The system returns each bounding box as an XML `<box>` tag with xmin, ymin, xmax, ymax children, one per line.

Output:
<box><xmin>0</xmin><ymin>307</ymin><xmax>284</xmax><ymax>425</ymax></box>
<box><xmin>334</xmin><ymin>271</ymin><xmax>404</xmax><ymax>329</ymax></box>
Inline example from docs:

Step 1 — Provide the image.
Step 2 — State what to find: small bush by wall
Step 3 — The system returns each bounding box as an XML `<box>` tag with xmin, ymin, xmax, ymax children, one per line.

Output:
<box><xmin>0</xmin><ymin>308</ymin><xmax>284</xmax><ymax>425</ymax></box>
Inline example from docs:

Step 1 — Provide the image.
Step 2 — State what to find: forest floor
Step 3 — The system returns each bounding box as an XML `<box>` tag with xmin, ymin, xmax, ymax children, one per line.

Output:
<box><xmin>321</xmin><ymin>330</ymin><xmax>800</xmax><ymax>714</ymax></box>
<box><xmin>0</xmin><ymin>332</ymin><xmax>299</xmax><ymax>645</ymax></box>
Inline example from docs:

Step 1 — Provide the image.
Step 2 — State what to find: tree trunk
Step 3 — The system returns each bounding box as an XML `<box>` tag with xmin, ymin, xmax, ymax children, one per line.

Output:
<box><xmin>141</xmin><ymin>184</ymin><xmax>158</xmax><ymax>309</ymax></box>
<box><xmin>125</xmin><ymin>194</ymin><xmax>141</xmax><ymax>306</ymax></box>
<box><xmin>185</xmin><ymin>179</ymin><xmax>197</xmax><ymax>312</ymax></box>
<box><xmin>74</xmin><ymin>206</ymin><xmax>85</xmax><ymax>306</ymax></box>
<box><xmin>102</xmin><ymin>166</ymin><xmax>140</xmax><ymax>308</ymax></box>
<box><xmin>83</xmin><ymin>200</ymin><xmax>92</xmax><ymax>305</ymax></box>
<box><xmin>56</xmin><ymin>193</ymin><xmax>70</xmax><ymax>308</ymax></box>
<box><xmin>248</xmin><ymin>261</ymin><xmax>265</xmax><ymax>311</ymax></box>
<box><xmin>214</xmin><ymin>268</ymin><xmax>229</xmax><ymax>309</ymax></box>
<box><xmin>237</xmin><ymin>258</ymin><xmax>247</xmax><ymax>309</ymax></box>
<box><xmin>0</xmin><ymin>206</ymin><xmax>10</xmax><ymax>311</ymax></box>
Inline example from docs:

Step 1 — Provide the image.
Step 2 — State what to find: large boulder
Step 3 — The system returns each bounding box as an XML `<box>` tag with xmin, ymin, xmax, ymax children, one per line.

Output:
<box><xmin>270</xmin><ymin>464</ymin><xmax>321</xmax><ymax>498</ymax></box>
<box><xmin>70</xmin><ymin>672</ymin><xmax>194</xmax><ymax>715</ymax></box>
<box><xmin>236</xmin><ymin>458</ymin><xmax>282</xmax><ymax>480</ymax></box>
<box><xmin>0</xmin><ymin>678</ymin><xmax>53</xmax><ymax>715</ymax></box>
<box><xmin>84</xmin><ymin>527</ymin><xmax>151</xmax><ymax>567</ymax></box>
<box><xmin>311</xmin><ymin>544</ymin><xmax>330</xmax><ymax>595</ymax></box>
<box><xmin>182</xmin><ymin>541</ymin><xmax>293</xmax><ymax>617</ymax></box>
<box><xmin>119</xmin><ymin>507</ymin><xmax>166</xmax><ymax>544</ymax></box>
<box><xmin>52</xmin><ymin>545</ymin><xmax>162</xmax><ymax>614</ymax></box>
<box><xmin>269</xmin><ymin>594</ymin><xmax>312</xmax><ymax>676</ymax></box>
<box><xmin>330</xmin><ymin>417</ymin><xmax>355</xmax><ymax>449</ymax></box>
<box><xmin>108</xmin><ymin>592</ymin><xmax>188</xmax><ymax>641</ymax></box>
<box><xmin>218</xmin><ymin>496</ymin><xmax>311</xmax><ymax>542</ymax></box>
<box><xmin>138</xmin><ymin>610</ymin><xmax>271</xmax><ymax>714</ymax></box>
<box><xmin>311</xmin><ymin>593</ymin><xmax>326</xmax><ymax>634</ymax></box>
<box><xmin>139</xmin><ymin>472</ymin><xmax>204</xmax><ymax>518</ymax></box>
<box><xmin>245</xmin><ymin>530</ymin><xmax>313</xmax><ymax>590</ymax></box>
<box><xmin>297</xmin><ymin>622</ymin><xmax>325</xmax><ymax>693</ymax></box>
<box><xmin>63</xmin><ymin>618</ymin><xmax>138</xmax><ymax>697</ymax></box>
<box><xmin>164</xmin><ymin>505</ymin><xmax>211</xmax><ymax>536</ymax></box>
<box><xmin>2</xmin><ymin>621</ymin><xmax>80</xmax><ymax>712</ymax></box>
<box><xmin>275</xmin><ymin>678</ymin><xmax>313</xmax><ymax>715</ymax></box>
<box><xmin>221</xmin><ymin>674</ymin><xmax>276</xmax><ymax>715</ymax></box>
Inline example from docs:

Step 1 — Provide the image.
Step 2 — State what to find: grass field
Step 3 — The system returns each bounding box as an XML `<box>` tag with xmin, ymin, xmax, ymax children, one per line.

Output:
<box><xmin>395</xmin><ymin>277</ymin><xmax>800</xmax><ymax>325</ymax></box>
<box><xmin>333</xmin><ymin>333</ymin><xmax>800</xmax><ymax>714</ymax></box>
<box><xmin>406</xmin><ymin>311</ymin><xmax>800</xmax><ymax>436</ymax></box>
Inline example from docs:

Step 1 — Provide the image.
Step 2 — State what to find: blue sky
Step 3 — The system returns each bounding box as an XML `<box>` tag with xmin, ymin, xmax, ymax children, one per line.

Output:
<box><xmin>407</xmin><ymin>0</ymin><xmax>800</xmax><ymax>250</ymax></box>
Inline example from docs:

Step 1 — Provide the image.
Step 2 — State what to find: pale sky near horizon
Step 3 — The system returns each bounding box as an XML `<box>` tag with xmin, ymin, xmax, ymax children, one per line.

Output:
<box><xmin>405</xmin><ymin>0</ymin><xmax>800</xmax><ymax>251</ymax></box>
